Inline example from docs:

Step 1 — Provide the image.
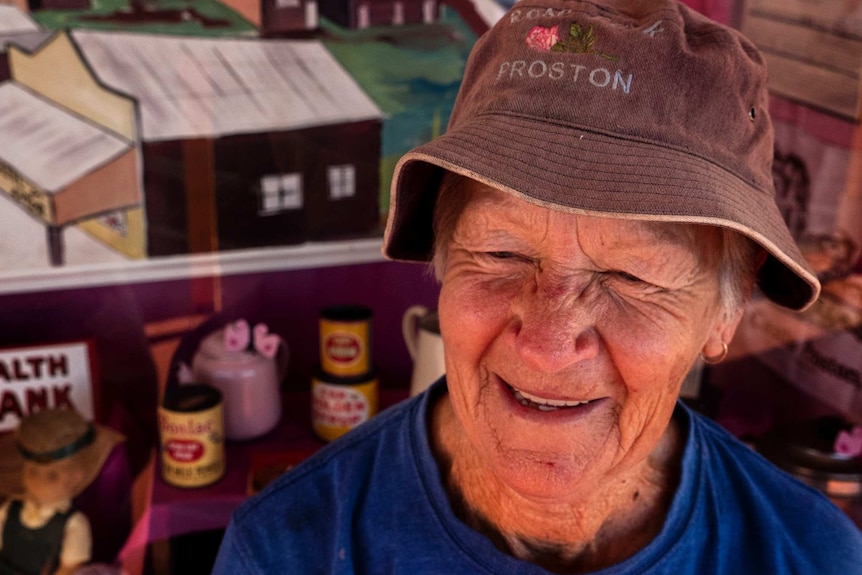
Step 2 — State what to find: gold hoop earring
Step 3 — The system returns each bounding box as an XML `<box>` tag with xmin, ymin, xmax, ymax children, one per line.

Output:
<box><xmin>701</xmin><ymin>341</ymin><xmax>728</xmax><ymax>365</ymax></box>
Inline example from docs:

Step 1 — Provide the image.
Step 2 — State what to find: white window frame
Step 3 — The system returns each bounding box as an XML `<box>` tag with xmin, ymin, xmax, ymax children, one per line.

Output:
<box><xmin>260</xmin><ymin>173</ymin><xmax>304</xmax><ymax>215</ymax></box>
<box><xmin>357</xmin><ymin>3</ymin><xmax>370</xmax><ymax>28</ymax></box>
<box><xmin>422</xmin><ymin>0</ymin><xmax>435</xmax><ymax>22</ymax></box>
<box><xmin>327</xmin><ymin>165</ymin><xmax>356</xmax><ymax>200</ymax></box>
<box><xmin>305</xmin><ymin>0</ymin><xmax>318</xmax><ymax>27</ymax></box>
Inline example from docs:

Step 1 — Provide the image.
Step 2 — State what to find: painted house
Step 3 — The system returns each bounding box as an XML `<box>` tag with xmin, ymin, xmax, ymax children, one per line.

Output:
<box><xmin>1</xmin><ymin>31</ymin><xmax>141</xmax><ymax>266</ymax></box>
<box><xmin>0</xmin><ymin>4</ymin><xmax>38</xmax><ymax>33</ymax></box>
<box><xmin>0</xmin><ymin>82</ymin><xmax>138</xmax><ymax>264</ymax></box>
<box><xmin>5</xmin><ymin>30</ymin><xmax>384</xmax><ymax>262</ymax></box>
<box><xmin>319</xmin><ymin>0</ymin><xmax>438</xmax><ymax>29</ymax></box>
<box><xmin>220</xmin><ymin>0</ymin><xmax>319</xmax><ymax>35</ymax></box>
<box><xmin>0</xmin><ymin>4</ymin><xmax>47</xmax><ymax>81</ymax></box>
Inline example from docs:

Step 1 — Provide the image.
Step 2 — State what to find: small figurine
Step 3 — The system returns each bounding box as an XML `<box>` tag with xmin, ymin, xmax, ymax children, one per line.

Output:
<box><xmin>0</xmin><ymin>409</ymin><xmax>124</xmax><ymax>575</ymax></box>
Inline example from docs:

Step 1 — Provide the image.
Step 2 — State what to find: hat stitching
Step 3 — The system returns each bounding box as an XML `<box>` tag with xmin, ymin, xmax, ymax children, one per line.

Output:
<box><xmin>442</xmin><ymin>119</ymin><xmax>767</xmax><ymax>205</ymax></box>
<box><xmin>526</xmin><ymin>22</ymin><xmax>619</xmax><ymax>61</ymax></box>
<box><xmin>436</xmin><ymin>148</ymin><xmax>753</xmax><ymax>218</ymax></box>
<box><xmin>505</xmin><ymin>1</ymin><xmax>689</xmax><ymax>40</ymax></box>
<box><xmin>472</xmin><ymin>112</ymin><xmax>771</xmax><ymax>194</ymax></box>
<box><xmin>439</xmin><ymin>141</ymin><xmax>750</xmax><ymax>209</ymax></box>
<box><xmin>451</xmin><ymin>120</ymin><xmax>754</xmax><ymax>189</ymax></box>
<box><xmin>426</xmin><ymin>147</ymin><xmax>764</xmax><ymax>236</ymax></box>
<box><xmin>510</xmin><ymin>0</ymin><xmax>674</xmax><ymax>29</ymax></box>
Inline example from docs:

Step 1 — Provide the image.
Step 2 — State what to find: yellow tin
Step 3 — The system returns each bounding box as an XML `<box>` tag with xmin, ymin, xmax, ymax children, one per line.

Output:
<box><xmin>312</xmin><ymin>371</ymin><xmax>378</xmax><ymax>442</ymax></box>
<box><xmin>158</xmin><ymin>384</ymin><xmax>225</xmax><ymax>488</ymax></box>
<box><xmin>319</xmin><ymin>305</ymin><xmax>372</xmax><ymax>377</ymax></box>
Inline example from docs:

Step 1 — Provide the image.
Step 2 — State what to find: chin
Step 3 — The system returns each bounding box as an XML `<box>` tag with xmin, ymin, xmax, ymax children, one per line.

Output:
<box><xmin>487</xmin><ymin>445</ymin><xmax>598</xmax><ymax>502</ymax></box>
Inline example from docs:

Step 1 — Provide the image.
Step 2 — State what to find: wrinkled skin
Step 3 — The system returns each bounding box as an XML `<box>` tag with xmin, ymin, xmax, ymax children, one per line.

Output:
<box><xmin>431</xmin><ymin>181</ymin><xmax>746</xmax><ymax>571</ymax></box>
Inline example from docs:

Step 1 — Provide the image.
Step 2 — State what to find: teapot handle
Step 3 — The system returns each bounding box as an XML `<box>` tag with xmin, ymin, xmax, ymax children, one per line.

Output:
<box><xmin>402</xmin><ymin>305</ymin><xmax>429</xmax><ymax>361</ymax></box>
<box><xmin>276</xmin><ymin>337</ymin><xmax>290</xmax><ymax>382</ymax></box>
<box><xmin>175</xmin><ymin>362</ymin><xmax>195</xmax><ymax>385</ymax></box>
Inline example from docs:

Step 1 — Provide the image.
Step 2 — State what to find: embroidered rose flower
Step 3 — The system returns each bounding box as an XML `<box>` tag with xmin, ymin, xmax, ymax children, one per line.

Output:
<box><xmin>525</xmin><ymin>26</ymin><xmax>560</xmax><ymax>51</ymax></box>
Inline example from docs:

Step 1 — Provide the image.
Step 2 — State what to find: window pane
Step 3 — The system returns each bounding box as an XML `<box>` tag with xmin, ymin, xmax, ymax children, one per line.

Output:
<box><xmin>259</xmin><ymin>172</ymin><xmax>303</xmax><ymax>214</ymax></box>
<box><xmin>328</xmin><ymin>165</ymin><xmax>356</xmax><ymax>200</ymax></box>
<box><xmin>281</xmin><ymin>173</ymin><xmax>304</xmax><ymax>209</ymax></box>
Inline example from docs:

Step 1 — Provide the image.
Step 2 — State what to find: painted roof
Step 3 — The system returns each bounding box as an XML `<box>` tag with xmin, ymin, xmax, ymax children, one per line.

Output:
<box><xmin>71</xmin><ymin>30</ymin><xmax>385</xmax><ymax>142</ymax></box>
<box><xmin>0</xmin><ymin>82</ymin><xmax>132</xmax><ymax>192</ymax></box>
<box><xmin>0</xmin><ymin>30</ymin><xmax>54</xmax><ymax>52</ymax></box>
<box><xmin>0</xmin><ymin>5</ymin><xmax>39</xmax><ymax>34</ymax></box>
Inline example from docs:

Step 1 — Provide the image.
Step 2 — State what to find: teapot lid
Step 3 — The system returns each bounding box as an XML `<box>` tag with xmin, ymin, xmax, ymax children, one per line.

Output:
<box><xmin>197</xmin><ymin>328</ymin><xmax>256</xmax><ymax>361</ymax></box>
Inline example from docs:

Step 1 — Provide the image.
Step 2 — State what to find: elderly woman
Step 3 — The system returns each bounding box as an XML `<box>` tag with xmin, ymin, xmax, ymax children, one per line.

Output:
<box><xmin>214</xmin><ymin>0</ymin><xmax>862</xmax><ymax>572</ymax></box>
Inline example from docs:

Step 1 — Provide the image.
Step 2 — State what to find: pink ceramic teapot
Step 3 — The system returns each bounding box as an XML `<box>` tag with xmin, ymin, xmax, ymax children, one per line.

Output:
<box><xmin>187</xmin><ymin>320</ymin><xmax>288</xmax><ymax>441</ymax></box>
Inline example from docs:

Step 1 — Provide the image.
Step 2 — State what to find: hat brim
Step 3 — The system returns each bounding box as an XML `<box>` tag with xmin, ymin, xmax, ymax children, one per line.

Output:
<box><xmin>383</xmin><ymin>113</ymin><xmax>820</xmax><ymax>311</ymax></box>
<box><xmin>0</xmin><ymin>424</ymin><xmax>124</xmax><ymax>499</ymax></box>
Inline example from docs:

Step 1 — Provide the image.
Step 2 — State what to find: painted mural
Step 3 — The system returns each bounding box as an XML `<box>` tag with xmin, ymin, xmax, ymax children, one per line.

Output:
<box><xmin>0</xmin><ymin>0</ymin><xmax>480</xmax><ymax>271</ymax></box>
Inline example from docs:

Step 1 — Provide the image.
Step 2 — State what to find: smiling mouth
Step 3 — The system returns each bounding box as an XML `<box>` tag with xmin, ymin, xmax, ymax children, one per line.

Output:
<box><xmin>508</xmin><ymin>385</ymin><xmax>594</xmax><ymax>412</ymax></box>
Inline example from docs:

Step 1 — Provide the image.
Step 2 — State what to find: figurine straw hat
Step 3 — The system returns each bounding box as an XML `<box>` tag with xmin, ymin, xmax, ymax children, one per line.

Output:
<box><xmin>0</xmin><ymin>408</ymin><xmax>124</xmax><ymax>499</ymax></box>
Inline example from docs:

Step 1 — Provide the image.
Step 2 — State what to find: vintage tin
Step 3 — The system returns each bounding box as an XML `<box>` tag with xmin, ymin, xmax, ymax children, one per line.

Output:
<box><xmin>311</xmin><ymin>371</ymin><xmax>378</xmax><ymax>442</ymax></box>
<box><xmin>158</xmin><ymin>384</ymin><xmax>225</xmax><ymax>488</ymax></box>
<box><xmin>319</xmin><ymin>305</ymin><xmax>373</xmax><ymax>377</ymax></box>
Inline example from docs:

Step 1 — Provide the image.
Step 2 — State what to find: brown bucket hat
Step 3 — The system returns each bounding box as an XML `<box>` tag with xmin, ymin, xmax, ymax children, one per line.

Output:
<box><xmin>0</xmin><ymin>408</ymin><xmax>124</xmax><ymax>499</ymax></box>
<box><xmin>383</xmin><ymin>0</ymin><xmax>820</xmax><ymax>311</ymax></box>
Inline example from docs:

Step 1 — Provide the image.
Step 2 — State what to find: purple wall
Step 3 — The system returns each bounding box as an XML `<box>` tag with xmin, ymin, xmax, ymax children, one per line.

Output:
<box><xmin>0</xmin><ymin>259</ymin><xmax>441</xmax><ymax>474</ymax></box>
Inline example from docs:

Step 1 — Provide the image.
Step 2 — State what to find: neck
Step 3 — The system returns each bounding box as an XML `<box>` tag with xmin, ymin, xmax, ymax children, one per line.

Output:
<box><xmin>27</xmin><ymin>497</ymin><xmax>72</xmax><ymax>510</ymax></box>
<box><xmin>430</xmin><ymin>394</ymin><xmax>683</xmax><ymax>573</ymax></box>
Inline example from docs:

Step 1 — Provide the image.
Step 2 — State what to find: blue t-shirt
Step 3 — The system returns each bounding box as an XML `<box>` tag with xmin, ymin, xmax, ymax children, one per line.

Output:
<box><xmin>213</xmin><ymin>379</ymin><xmax>862</xmax><ymax>574</ymax></box>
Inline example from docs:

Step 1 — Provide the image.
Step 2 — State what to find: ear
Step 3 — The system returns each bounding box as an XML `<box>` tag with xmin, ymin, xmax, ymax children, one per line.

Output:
<box><xmin>702</xmin><ymin>245</ymin><xmax>764</xmax><ymax>359</ymax></box>
<box><xmin>700</xmin><ymin>310</ymin><xmax>742</xmax><ymax>363</ymax></box>
<box><xmin>702</xmin><ymin>302</ymin><xmax>748</xmax><ymax>361</ymax></box>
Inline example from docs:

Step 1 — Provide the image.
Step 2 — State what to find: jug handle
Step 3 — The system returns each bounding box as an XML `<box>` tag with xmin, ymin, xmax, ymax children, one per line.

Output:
<box><xmin>402</xmin><ymin>305</ymin><xmax>429</xmax><ymax>361</ymax></box>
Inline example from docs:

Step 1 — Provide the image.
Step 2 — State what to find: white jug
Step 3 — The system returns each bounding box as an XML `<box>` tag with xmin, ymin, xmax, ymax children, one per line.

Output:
<box><xmin>402</xmin><ymin>305</ymin><xmax>445</xmax><ymax>396</ymax></box>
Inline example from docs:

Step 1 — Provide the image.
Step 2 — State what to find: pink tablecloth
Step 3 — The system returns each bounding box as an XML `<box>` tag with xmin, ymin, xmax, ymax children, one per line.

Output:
<box><xmin>118</xmin><ymin>389</ymin><xmax>408</xmax><ymax>568</ymax></box>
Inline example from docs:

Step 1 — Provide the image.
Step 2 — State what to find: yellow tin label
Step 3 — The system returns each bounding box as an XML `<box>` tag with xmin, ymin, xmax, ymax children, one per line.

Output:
<box><xmin>320</xmin><ymin>321</ymin><xmax>370</xmax><ymax>377</ymax></box>
<box><xmin>312</xmin><ymin>377</ymin><xmax>378</xmax><ymax>442</ymax></box>
<box><xmin>158</xmin><ymin>401</ymin><xmax>225</xmax><ymax>488</ymax></box>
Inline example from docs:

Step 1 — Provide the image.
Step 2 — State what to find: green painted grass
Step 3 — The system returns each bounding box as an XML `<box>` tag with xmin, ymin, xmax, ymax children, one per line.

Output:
<box><xmin>31</xmin><ymin>1</ymin><xmax>477</xmax><ymax>215</ymax></box>
<box><xmin>32</xmin><ymin>0</ymin><xmax>255</xmax><ymax>35</ymax></box>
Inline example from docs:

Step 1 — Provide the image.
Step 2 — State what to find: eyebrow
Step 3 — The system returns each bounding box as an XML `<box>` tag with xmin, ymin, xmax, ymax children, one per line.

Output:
<box><xmin>635</xmin><ymin>220</ymin><xmax>701</xmax><ymax>250</ymax></box>
<box><xmin>464</xmin><ymin>182</ymin><xmax>706</xmax><ymax>251</ymax></box>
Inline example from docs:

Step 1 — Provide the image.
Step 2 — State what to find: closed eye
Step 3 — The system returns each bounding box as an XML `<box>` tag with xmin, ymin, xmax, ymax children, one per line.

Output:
<box><xmin>612</xmin><ymin>270</ymin><xmax>646</xmax><ymax>284</ymax></box>
<box><xmin>486</xmin><ymin>251</ymin><xmax>518</xmax><ymax>260</ymax></box>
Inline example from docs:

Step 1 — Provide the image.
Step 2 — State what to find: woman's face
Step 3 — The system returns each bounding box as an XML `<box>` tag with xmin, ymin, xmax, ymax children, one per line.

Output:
<box><xmin>438</xmin><ymin>182</ymin><xmax>739</xmax><ymax>502</ymax></box>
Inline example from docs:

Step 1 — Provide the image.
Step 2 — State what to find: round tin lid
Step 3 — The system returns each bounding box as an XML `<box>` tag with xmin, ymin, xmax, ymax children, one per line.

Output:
<box><xmin>757</xmin><ymin>417</ymin><xmax>862</xmax><ymax>499</ymax></box>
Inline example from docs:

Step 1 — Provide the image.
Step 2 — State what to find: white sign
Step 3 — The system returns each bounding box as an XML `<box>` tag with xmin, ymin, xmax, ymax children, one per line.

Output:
<box><xmin>0</xmin><ymin>341</ymin><xmax>96</xmax><ymax>432</ymax></box>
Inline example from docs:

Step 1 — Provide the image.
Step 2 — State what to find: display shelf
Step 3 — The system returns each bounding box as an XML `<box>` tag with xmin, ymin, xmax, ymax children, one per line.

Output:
<box><xmin>118</xmin><ymin>388</ymin><xmax>409</xmax><ymax>574</ymax></box>
<box><xmin>0</xmin><ymin>238</ymin><xmax>386</xmax><ymax>295</ymax></box>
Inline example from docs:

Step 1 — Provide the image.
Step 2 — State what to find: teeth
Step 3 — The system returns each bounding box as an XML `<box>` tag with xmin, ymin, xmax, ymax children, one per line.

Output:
<box><xmin>512</xmin><ymin>388</ymin><xmax>589</xmax><ymax>410</ymax></box>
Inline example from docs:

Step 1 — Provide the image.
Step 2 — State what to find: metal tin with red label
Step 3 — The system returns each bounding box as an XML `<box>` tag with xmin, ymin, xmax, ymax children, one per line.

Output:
<box><xmin>319</xmin><ymin>305</ymin><xmax>372</xmax><ymax>377</ymax></box>
<box><xmin>158</xmin><ymin>384</ymin><xmax>225</xmax><ymax>488</ymax></box>
<box><xmin>312</xmin><ymin>370</ymin><xmax>378</xmax><ymax>442</ymax></box>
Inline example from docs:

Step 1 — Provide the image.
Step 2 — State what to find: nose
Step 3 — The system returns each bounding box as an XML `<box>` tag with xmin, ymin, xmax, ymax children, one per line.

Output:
<box><xmin>509</xmin><ymin>276</ymin><xmax>600</xmax><ymax>373</ymax></box>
